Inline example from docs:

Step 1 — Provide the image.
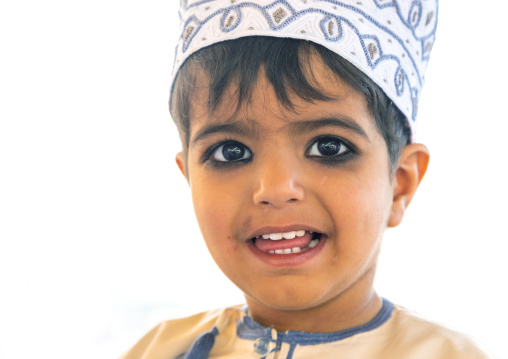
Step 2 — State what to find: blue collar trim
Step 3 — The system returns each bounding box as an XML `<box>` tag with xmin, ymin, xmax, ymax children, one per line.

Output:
<box><xmin>237</xmin><ymin>298</ymin><xmax>394</xmax><ymax>345</ymax></box>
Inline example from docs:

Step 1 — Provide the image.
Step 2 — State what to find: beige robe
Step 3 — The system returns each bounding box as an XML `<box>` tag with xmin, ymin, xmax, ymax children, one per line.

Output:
<box><xmin>120</xmin><ymin>301</ymin><xmax>492</xmax><ymax>359</ymax></box>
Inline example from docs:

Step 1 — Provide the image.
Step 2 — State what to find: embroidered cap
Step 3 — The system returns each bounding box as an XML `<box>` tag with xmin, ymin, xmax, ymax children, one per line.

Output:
<box><xmin>171</xmin><ymin>0</ymin><xmax>438</xmax><ymax>140</ymax></box>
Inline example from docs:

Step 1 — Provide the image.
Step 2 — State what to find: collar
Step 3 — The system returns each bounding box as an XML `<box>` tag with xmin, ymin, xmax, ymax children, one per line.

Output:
<box><xmin>237</xmin><ymin>298</ymin><xmax>394</xmax><ymax>346</ymax></box>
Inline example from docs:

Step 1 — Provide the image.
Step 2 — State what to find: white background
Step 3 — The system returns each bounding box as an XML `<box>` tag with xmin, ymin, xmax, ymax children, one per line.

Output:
<box><xmin>1</xmin><ymin>1</ymin><xmax>507</xmax><ymax>358</ymax></box>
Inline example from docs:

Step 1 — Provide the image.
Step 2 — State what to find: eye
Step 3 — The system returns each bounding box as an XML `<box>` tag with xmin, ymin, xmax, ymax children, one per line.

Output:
<box><xmin>307</xmin><ymin>137</ymin><xmax>350</xmax><ymax>157</ymax></box>
<box><xmin>211</xmin><ymin>141</ymin><xmax>252</xmax><ymax>162</ymax></box>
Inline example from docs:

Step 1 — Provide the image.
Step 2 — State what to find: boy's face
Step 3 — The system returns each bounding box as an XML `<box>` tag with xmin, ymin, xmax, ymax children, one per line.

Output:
<box><xmin>177</xmin><ymin>56</ymin><xmax>403</xmax><ymax>327</ymax></box>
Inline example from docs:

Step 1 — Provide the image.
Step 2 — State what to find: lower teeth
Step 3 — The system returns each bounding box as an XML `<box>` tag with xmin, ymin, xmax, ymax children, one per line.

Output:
<box><xmin>267</xmin><ymin>239</ymin><xmax>319</xmax><ymax>254</ymax></box>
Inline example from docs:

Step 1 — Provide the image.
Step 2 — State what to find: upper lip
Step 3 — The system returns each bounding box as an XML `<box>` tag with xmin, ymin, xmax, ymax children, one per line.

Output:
<box><xmin>246</xmin><ymin>224</ymin><xmax>324</xmax><ymax>240</ymax></box>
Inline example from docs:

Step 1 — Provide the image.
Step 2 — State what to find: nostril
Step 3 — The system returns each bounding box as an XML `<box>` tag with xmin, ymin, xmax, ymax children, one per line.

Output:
<box><xmin>259</xmin><ymin>198</ymin><xmax>298</xmax><ymax>206</ymax></box>
<box><xmin>253</xmin><ymin>176</ymin><xmax>304</xmax><ymax>208</ymax></box>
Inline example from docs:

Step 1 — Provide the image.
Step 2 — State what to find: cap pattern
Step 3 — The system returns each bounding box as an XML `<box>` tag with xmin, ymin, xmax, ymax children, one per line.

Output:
<box><xmin>171</xmin><ymin>0</ymin><xmax>438</xmax><ymax>139</ymax></box>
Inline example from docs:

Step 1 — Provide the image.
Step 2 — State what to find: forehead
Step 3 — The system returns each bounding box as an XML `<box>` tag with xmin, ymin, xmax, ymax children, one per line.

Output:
<box><xmin>188</xmin><ymin>54</ymin><xmax>374</xmax><ymax>140</ymax></box>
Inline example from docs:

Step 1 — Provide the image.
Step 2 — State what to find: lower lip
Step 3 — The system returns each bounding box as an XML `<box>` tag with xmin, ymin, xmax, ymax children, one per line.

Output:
<box><xmin>245</xmin><ymin>235</ymin><xmax>327</xmax><ymax>267</ymax></box>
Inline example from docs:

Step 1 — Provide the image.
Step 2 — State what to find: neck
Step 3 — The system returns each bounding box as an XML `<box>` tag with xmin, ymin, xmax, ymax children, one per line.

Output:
<box><xmin>245</xmin><ymin>267</ymin><xmax>382</xmax><ymax>333</ymax></box>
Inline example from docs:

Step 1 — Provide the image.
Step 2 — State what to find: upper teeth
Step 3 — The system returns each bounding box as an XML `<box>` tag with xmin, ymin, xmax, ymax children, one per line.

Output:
<box><xmin>261</xmin><ymin>230</ymin><xmax>306</xmax><ymax>240</ymax></box>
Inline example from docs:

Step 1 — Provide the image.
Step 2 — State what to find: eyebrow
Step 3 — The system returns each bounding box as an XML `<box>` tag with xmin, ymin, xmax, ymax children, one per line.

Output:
<box><xmin>191</xmin><ymin>116</ymin><xmax>368</xmax><ymax>145</ymax></box>
<box><xmin>191</xmin><ymin>121</ymin><xmax>258</xmax><ymax>145</ymax></box>
<box><xmin>289</xmin><ymin>117</ymin><xmax>369</xmax><ymax>139</ymax></box>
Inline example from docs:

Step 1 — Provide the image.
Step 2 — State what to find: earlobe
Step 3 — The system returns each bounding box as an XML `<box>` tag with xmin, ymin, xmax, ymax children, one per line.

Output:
<box><xmin>388</xmin><ymin>143</ymin><xmax>430</xmax><ymax>228</ymax></box>
<box><xmin>175</xmin><ymin>152</ymin><xmax>189</xmax><ymax>183</ymax></box>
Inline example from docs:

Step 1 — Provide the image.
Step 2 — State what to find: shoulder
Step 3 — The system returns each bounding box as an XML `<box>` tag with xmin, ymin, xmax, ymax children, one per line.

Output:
<box><xmin>118</xmin><ymin>305</ymin><xmax>245</xmax><ymax>359</ymax></box>
<box><xmin>382</xmin><ymin>304</ymin><xmax>493</xmax><ymax>359</ymax></box>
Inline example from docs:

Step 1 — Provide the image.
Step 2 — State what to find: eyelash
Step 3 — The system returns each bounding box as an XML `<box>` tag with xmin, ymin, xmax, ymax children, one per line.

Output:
<box><xmin>201</xmin><ymin>137</ymin><xmax>253</xmax><ymax>169</ymax></box>
<box><xmin>201</xmin><ymin>135</ymin><xmax>357</xmax><ymax>169</ymax></box>
<box><xmin>304</xmin><ymin>136</ymin><xmax>357</xmax><ymax>165</ymax></box>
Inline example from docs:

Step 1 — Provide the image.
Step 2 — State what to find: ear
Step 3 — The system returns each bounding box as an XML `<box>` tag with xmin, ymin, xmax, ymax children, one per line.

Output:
<box><xmin>388</xmin><ymin>143</ymin><xmax>430</xmax><ymax>228</ymax></box>
<box><xmin>175</xmin><ymin>152</ymin><xmax>189</xmax><ymax>183</ymax></box>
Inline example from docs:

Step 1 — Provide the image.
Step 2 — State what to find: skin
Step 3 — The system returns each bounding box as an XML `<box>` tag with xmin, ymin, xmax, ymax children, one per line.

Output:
<box><xmin>176</xmin><ymin>55</ymin><xmax>429</xmax><ymax>333</ymax></box>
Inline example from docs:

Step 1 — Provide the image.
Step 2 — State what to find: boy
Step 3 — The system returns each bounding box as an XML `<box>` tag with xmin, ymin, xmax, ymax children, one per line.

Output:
<box><xmin>121</xmin><ymin>0</ymin><xmax>492</xmax><ymax>357</ymax></box>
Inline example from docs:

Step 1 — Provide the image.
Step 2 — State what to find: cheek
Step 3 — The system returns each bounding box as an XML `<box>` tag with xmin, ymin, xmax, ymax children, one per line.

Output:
<box><xmin>190</xmin><ymin>172</ymin><xmax>245</xmax><ymax>242</ymax></box>
<box><xmin>324</xmin><ymin>172</ymin><xmax>393</xmax><ymax>236</ymax></box>
<box><xmin>190</xmin><ymin>178</ymin><xmax>243</xmax><ymax>269</ymax></box>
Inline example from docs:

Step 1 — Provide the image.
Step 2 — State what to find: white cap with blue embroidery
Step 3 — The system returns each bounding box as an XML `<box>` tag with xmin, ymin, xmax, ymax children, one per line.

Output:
<box><xmin>171</xmin><ymin>0</ymin><xmax>438</xmax><ymax>140</ymax></box>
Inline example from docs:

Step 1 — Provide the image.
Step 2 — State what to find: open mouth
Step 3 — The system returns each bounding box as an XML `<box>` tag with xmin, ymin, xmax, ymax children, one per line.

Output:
<box><xmin>250</xmin><ymin>230</ymin><xmax>324</xmax><ymax>255</ymax></box>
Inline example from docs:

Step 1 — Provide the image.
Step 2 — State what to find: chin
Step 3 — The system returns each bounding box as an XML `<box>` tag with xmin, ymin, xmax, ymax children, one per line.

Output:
<box><xmin>245</xmin><ymin>282</ymin><xmax>340</xmax><ymax>312</ymax></box>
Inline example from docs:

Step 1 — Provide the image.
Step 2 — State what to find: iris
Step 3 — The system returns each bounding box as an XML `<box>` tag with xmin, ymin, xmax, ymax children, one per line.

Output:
<box><xmin>317</xmin><ymin>138</ymin><xmax>342</xmax><ymax>156</ymax></box>
<box><xmin>222</xmin><ymin>143</ymin><xmax>246</xmax><ymax>161</ymax></box>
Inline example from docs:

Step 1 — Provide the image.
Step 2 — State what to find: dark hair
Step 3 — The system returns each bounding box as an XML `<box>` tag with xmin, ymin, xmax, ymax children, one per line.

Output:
<box><xmin>170</xmin><ymin>37</ymin><xmax>411</xmax><ymax>173</ymax></box>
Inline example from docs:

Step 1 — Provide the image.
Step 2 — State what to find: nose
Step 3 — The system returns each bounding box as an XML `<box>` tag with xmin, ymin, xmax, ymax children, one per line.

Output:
<box><xmin>252</xmin><ymin>158</ymin><xmax>305</xmax><ymax>208</ymax></box>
